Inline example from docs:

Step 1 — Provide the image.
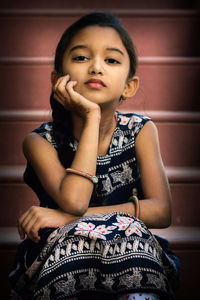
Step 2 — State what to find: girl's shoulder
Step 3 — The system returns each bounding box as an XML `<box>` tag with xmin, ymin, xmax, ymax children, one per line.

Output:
<box><xmin>31</xmin><ymin>121</ymin><xmax>57</xmax><ymax>148</ymax></box>
<box><xmin>116</xmin><ymin>111</ymin><xmax>152</xmax><ymax>136</ymax></box>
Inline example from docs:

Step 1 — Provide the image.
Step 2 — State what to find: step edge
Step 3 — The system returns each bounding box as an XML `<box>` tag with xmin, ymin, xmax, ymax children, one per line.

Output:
<box><xmin>0</xmin><ymin>226</ymin><xmax>200</xmax><ymax>247</ymax></box>
<box><xmin>1</xmin><ymin>165</ymin><xmax>200</xmax><ymax>183</ymax></box>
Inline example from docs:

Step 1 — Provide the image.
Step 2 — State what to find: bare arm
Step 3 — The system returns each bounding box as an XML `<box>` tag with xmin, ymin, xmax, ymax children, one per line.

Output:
<box><xmin>18</xmin><ymin>75</ymin><xmax>102</xmax><ymax>242</ymax></box>
<box><xmin>23</xmin><ymin>82</ymin><xmax>101</xmax><ymax>216</ymax></box>
<box><xmin>23</xmin><ymin>116</ymin><xmax>99</xmax><ymax>216</ymax></box>
<box><xmin>135</xmin><ymin>121</ymin><xmax>172</xmax><ymax>228</ymax></box>
<box><xmin>83</xmin><ymin>121</ymin><xmax>172</xmax><ymax>229</ymax></box>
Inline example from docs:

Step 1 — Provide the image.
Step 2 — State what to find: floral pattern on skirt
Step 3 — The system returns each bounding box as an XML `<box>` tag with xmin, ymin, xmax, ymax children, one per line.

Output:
<box><xmin>9</xmin><ymin>212</ymin><xmax>179</xmax><ymax>300</ymax></box>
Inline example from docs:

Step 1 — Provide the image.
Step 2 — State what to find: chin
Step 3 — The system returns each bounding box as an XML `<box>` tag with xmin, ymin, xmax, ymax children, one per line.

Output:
<box><xmin>82</xmin><ymin>91</ymin><xmax>106</xmax><ymax>103</ymax></box>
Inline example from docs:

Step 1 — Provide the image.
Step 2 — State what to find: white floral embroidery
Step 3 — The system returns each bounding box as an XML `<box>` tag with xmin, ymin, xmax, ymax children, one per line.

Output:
<box><xmin>111</xmin><ymin>164</ymin><xmax>133</xmax><ymax>185</ymax></box>
<box><xmin>146</xmin><ymin>273</ymin><xmax>167</xmax><ymax>291</ymax></box>
<box><xmin>79</xmin><ymin>270</ymin><xmax>97</xmax><ymax>289</ymax></box>
<box><xmin>44</xmin><ymin>123</ymin><xmax>52</xmax><ymax>131</ymax></box>
<box><xmin>111</xmin><ymin>131</ymin><xmax>129</xmax><ymax>148</ymax></box>
<box><xmin>128</xmin><ymin>118</ymin><xmax>135</xmax><ymax>129</ymax></box>
<box><xmin>54</xmin><ymin>274</ymin><xmax>76</xmax><ymax>295</ymax></box>
<box><xmin>119</xmin><ymin>115</ymin><xmax>130</xmax><ymax>125</ymax></box>
<box><xmin>119</xmin><ymin>115</ymin><xmax>142</xmax><ymax>129</ymax></box>
<box><xmin>118</xmin><ymin>135</ymin><xmax>124</xmax><ymax>147</ymax></box>
<box><xmin>124</xmin><ymin>137</ymin><xmax>128</xmax><ymax>144</ymax></box>
<box><xmin>45</xmin><ymin>132</ymin><xmax>52</xmax><ymax>143</ymax></box>
<box><xmin>132</xmin><ymin>187</ymin><xmax>138</xmax><ymax>196</ymax></box>
<box><xmin>128</xmin><ymin>116</ymin><xmax>142</xmax><ymax>129</ymax></box>
<box><xmin>113</xmin><ymin>216</ymin><xmax>147</xmax><ymax>237</ymax></box>
<box><xmin>102</xmin><ymin>175</ymin><xmax>112</xmax><ymax>193</ymax></box>
<box><xmin>119</xmin><ymin>269</ymin><xmax>143</xmax><ymax>288</ymax></box>
<box><xmin>35</xmin><ymin>286</ymin><xmax>51</xmax><ymax>299</ymax></box>
<box><xmin>133</xmin><ymin>115</ymin><xmax>142</xmax><ymax>123</ymax></box>
<box><xmin>74</xmin><ymin>222</ymin><xmax>116</xmax><ymax>240</ymax></box>
<box><xmin>69</xmin><ymin>140</ymin><xmax>78</xmax><ymax>151</ymax></box>
<box><xmin>112</xmin><ymin>138</ymin><xmax>118</xmax><ymax>146</ymax></box>
<box><xmin>102</xmin><ymin>275</ymin><xmax>115</xmax><ymax>290</ymax></box>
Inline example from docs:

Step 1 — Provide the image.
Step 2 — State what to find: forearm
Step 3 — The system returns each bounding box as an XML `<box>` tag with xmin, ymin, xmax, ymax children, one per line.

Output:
<box><xmin>84</xmin><ymin>202</ymin><xmax>134</xmax><ymax>217</ymax></box>
<box><xmin>58</xmin><ymin>111</ymin><xmax>100</xmax><ymax>215</ymax></box>
<box><xmin>84</xmin><ymin>198</ymin><xmax>171</xmax><ymax>229</ymax></box>
<box><xmin>70</xmin><ymin>113</ymin><xmax>100</xmax><ymax>174</ymax></box>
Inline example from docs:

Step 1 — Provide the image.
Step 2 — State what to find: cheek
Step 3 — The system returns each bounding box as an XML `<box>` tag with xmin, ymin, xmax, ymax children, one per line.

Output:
<box><xmin>62</xmin><ymin>61</ymin><xmax>78</xmax><ymax>77</ymax></box>
<box><xmin>115</xmin><ymin>75</ymin><xmax>128</xmax><ymax>93</ymax></box>
<box><xmin>73</xmin><ymin>82</ymin><xmax>83</xmax><ymax>94</ymax></box>
<box><xmin>63</xmin><ymin>69</ymin><xmax>83</xmax><ymax>91</ymax></box>
<box><xmin>67</xmin><ymin>68</ymin><xmax>83</xmax><ymax>83</ymax></box>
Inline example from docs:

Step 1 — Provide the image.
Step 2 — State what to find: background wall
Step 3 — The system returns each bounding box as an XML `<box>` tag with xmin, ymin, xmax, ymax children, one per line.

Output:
<box><xmin>0</xmin><ymin>0</ymin><xmax>200</xmax><ymax>299</ymax></box>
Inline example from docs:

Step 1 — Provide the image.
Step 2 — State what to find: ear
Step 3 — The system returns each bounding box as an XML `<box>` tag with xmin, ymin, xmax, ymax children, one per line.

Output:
<box><xmin>121</xmin><ymin>76</ymin><xmax>139</xmax><ymax>100</ymax></box>
<box><xmin>51</xmin><ymin>70</ymin><xmax>61</xmax><ymax>87</ymax></box>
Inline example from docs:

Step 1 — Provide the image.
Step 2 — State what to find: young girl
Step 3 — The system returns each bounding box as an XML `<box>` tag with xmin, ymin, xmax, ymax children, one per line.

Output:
<box><xmin>9</xmin><ymin>12</ymin><xmax>180</xmax><ymax>300</ymax></box>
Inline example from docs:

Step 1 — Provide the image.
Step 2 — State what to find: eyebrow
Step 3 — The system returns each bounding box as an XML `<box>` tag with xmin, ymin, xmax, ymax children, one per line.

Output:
<box><xmin>69</xmin><ymin>45</ymin><xmax>88</xmax><ymax>53</ymax></box>
<box><xmin>106</xmin><ymin>47</ymin><xmax>124</xmax><ymax>56</ymax></box>
<box><xmin>69</xmin><ymin>45</ymin><xmax>124</xmax><ymax>56</ymax></box>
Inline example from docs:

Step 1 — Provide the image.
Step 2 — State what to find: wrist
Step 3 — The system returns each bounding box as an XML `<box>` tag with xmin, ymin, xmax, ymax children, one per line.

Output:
<box><xmin>58</xmin><ymin>209</ymin><xmax>79</xmax><ymax>224</ymax></box>
<box><xmin>86</xmin><ymin>108</ymin><xmax>101</xmax><ymax>123</ymax></box>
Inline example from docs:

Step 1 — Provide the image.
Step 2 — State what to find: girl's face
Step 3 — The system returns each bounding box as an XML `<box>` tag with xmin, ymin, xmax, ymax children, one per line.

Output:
<box><xmin>62</xmin><ymin>26</ymin><xmax>137</xmax><ymax>107</ymax></box>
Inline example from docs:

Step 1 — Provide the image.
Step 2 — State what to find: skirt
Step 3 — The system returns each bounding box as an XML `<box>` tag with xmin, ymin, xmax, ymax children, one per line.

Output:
<box><xmin>9</xmin><ymin>212</ymin><xmax>180</xmax><ymax>300</ymax></box>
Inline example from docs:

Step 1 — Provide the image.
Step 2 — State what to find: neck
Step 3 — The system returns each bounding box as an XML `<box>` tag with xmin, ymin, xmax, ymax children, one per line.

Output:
<box><xmin>99</xmin><ymin>110</ymin><xmax>117</xmax><ymax>142</ymax></box>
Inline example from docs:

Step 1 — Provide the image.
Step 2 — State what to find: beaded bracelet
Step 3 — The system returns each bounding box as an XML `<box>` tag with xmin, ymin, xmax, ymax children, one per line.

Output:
<box><xmin>65</xmin><ymin>168</ymin><xmax>98</xmax><ymax>184</ymax></box>
<box><xmin>129</xmin><ymin>195</ymin><xmax>140</xmax><ymax>218</ymax></box>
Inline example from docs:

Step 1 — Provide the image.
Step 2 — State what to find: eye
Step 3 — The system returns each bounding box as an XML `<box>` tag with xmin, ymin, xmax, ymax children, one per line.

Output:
<box><xmin>106</xmin><ymin>58</ymin><xmax>120</xmax><ymax>64</ymax></box>
<box><xmin>72</xmin><ymin>56</ymin><xmax>88</xmax><ymax>62</ymax></box>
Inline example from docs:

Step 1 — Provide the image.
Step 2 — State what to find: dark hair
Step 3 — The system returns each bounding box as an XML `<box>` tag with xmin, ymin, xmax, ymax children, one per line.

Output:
<box><xmin>50</xmin><ymin>12</ymin><xmax>138</xmax><ymax>167</ymax></box>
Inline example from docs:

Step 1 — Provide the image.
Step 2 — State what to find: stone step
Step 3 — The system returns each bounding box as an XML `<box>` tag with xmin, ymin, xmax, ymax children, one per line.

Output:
<box><xmin>0</xmin><ymin>9</ymin><xmax>199</xmax><ymax>57</ymax></box>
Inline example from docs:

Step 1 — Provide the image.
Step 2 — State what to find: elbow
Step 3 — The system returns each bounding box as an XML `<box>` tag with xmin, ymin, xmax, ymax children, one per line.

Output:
<box><xmin>159</xmin><ymin>214</ymin><xmax>171</xmax><ymax>229</ymax></box>
<box><xmin>157</xmin><ymin>205</ymin><xmax>172</xmax><ymax>228</ymax></box>
<box><xmin>59</xmin><ymin>196</ymin><xmax>88</xmax><ymax>216</ymax></box>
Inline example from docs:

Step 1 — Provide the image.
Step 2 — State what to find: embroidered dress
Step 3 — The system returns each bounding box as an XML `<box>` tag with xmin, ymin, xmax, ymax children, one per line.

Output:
<box><xmin>9</xmin><ymin>112</ymin><xmax>180</xmax><ymax>300</ymax></box>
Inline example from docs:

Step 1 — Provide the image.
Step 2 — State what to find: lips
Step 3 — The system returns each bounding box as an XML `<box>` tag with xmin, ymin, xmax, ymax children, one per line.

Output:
<box><xmin>85</xmin><ymin>78</ymin><xmax>106</xmax><ymax>88</ymax></box>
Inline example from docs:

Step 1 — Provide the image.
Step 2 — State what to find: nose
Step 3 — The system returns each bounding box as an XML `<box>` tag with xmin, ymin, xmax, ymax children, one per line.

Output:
<box><xmin>88</xmin><ymin>58</ymin><xmax>103</xmax><ymax>75</ymax></box>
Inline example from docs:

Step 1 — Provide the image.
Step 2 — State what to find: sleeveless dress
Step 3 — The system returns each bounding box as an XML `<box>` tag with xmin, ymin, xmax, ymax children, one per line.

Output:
<box><xmin>9</xmin><ymin>112</ymin><xmax>180</xmax><ymax>300</ymax></box>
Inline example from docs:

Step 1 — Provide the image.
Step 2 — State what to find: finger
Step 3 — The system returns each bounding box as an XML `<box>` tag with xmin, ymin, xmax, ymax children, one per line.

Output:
<box><xmin>55</xmin><ymin>77</ymin><xmax>76</xmax><ymax>109</ymax></box>
<box><xmin>22</xmin><ymin>216</ymin><xmax>40</xmax><ymax>243</ymax></box>
<box><xmin>66</xmin><ymin>80</ymin><xmax>77</xmax><ymax>90</ymax></box>
<box><xmin>53</xmin><ymin>77</ymin><xmax>62</xmax><ymax>92</ymax></box>
<box><xmin>54</xmin><ymin>91</ymin><xmax>73</xmax><ymax>111</ymax></box>
<box><xmin>53</xmin><ymin>91</ymin><xmax>66</xmax><ymax>106</ymax></box>
<box><xmin>18</xmin><ymin>224</ymin><xmax>25</xmax><ymax>240</ymax></box>
<box><xmin>55</xmin><ymin>74</ymin><xmax>70</xmax><ymax>95</ymax></box>
<box><xmin>28</xmin><ymin>219</ymin><xmax>41</xmax><ymax>243</ymax></box>
<box><xmin>19</xmin><ymin>210</ymin><xmax>39</xmax><ymax>241</ymax></box>
<box><xmin>53</xmin><ymin>74</ymin><xmax>70</xmax><ymax>92</ymax></box>
<box><xmin>18</xmin><ymin>210</ymin><xmax>30</xmax><ymax>240</ymax></box>
<box><xmin>56</xmin><ymin>75</ymin><xmax>70</xmax><ymax>91</ymax></box>
<box><xmin>65</xmin><ymin>81</ymin><xmax>78</xmax><ymax>99</ymax></box>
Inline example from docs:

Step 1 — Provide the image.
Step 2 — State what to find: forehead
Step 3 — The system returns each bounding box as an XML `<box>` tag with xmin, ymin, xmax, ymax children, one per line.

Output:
<box><xmin>67</xmin><ymin>25</ymin><xmax>127</xmax><ymax>53</ymax></box>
